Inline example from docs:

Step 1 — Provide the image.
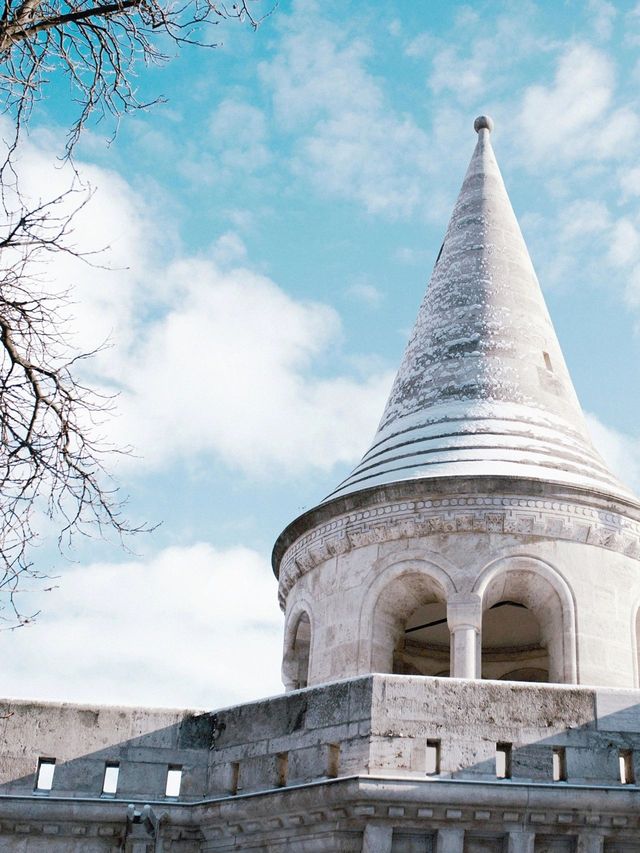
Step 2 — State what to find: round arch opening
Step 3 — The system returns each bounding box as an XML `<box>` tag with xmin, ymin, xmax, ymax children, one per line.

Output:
<box><xmin>478</xmin><ymin>565</ymin><xmax>572</xmax><ymax>683</ymax></box>
<box><xmin>371</xmin><ymin>570</ymin><xmax>450</xmax><ymax>677</ymax></box>
<box><xmin>283</xmin><ymin>610</ymin><xmax>311</xmax><ymax>690</ymax></box>
<box><xmin>482</xmin><ymin>600</ymin><xmax>549</xmax><ymax>682</ymax></box>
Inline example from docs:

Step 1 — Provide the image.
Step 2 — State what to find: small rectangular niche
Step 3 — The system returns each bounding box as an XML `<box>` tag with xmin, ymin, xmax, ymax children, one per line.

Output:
<box><xmin>229</xmin><ymin>761</ymin><xmax>240</xmax><ymax>795</ymax></box>
<box><xmin>495</xmin><ymin>743</ymin><xmax>512</xmax><ymax>780</ymax></box>
<box><xmin>619</xmin><ymin>749</ymin><xmax>635</xmax><ymax>785</ymax></box>
<box><xmin>327</xmin><ymin>743</ymin><xmax>340</xmax><ymax>779</ymax></box>
<box><xmin>543</xmin><ymin>351</ymin><xmax>553</xmax><ymax>372</ymax></box>
<box><xmin>426</xmin><ymin>740</ymin><xmax>441</xmax><ymax>776</ymax></box>
<box><xmin>35</xmin><ymin>757</ymin><xmax>56</xmax><ymax>792</ymax></box>
<box><xmin>101</xmin><ymin>762</ymin><xmax>120</xmax><ymax>796</ymax></box>
<box><xmin>552</xmin><ymin>747</ymin><xmax>567</xmax><ymax>782</ymax></box>
<box><xmin>165</xmin><ymin>765</ymin><xmax>182</xmax><ymax>798</ymax></box>
<box><xmin>276</xmin><ymin>752</ymin><xmax>288</xmax><ymax>788</ymax></box>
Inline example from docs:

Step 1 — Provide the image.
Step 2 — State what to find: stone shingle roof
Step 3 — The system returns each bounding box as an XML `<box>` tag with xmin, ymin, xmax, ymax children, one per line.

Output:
<box><xmin>324</xmin><ymin>117</ymin><xmax>635</xmax><ymax>504</ymax></box>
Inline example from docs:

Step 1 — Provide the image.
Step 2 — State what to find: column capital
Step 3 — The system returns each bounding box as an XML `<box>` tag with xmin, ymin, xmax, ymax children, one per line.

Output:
<box><xmin>447</xmin><ymin>592</ymin><xmax>482</xmax><ymax>631</ymax></box>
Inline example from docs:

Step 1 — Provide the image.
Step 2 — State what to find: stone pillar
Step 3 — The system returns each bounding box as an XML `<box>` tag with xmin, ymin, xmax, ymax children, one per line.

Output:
<box><xmin>362</xmin><ymin>822</ymin><xmax>393</xmax><ymax>853</ymax></box>
<box><xmin>447</xmin><ymin>593</ymin><xmax>482</xmax><ymax>679</ymax></box>
<box><xmin>436</xmin><ymin>827</ymin><xmax>464</xmax><ymax>853</ymax></box>
<box><xmin>508</xmin><ymin>830</ymin><xmax>535</xmax><ymax>853</ymax></box>
<box><xmin>578</xmin><ymin>834</ymin><xmax>604</xmax><ymax>853</ymax></box>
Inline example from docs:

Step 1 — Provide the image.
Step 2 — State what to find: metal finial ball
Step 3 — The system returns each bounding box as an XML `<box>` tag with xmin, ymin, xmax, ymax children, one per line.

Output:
<box><xmin>474</xmin><ymin>115</ymin><xmax>494</xmax><ymax>133</ymax></box>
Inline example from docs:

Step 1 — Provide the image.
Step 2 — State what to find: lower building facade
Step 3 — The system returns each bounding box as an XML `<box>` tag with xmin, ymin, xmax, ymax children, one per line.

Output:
<box><xmin>2</xmin><ymin>675</ymin><xmax>640</xmax><ymax>851</ymax></box>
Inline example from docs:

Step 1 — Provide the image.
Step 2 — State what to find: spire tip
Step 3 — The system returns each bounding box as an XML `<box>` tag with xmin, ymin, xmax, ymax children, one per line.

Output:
<box><xmin>474</xmin><ymin>115</ymin><xmax>494</xmax><ymax>134</ymax></box>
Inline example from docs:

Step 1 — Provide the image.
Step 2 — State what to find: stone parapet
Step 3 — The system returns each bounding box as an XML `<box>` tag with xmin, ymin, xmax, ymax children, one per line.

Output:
<box><xmin>3</xmin><ymin>676</ymin><xmax>640</xmax><ymax>849</ymax></box>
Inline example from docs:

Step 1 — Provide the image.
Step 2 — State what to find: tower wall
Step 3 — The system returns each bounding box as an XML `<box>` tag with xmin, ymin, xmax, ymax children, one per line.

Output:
<box><xmin>278</xmin><ymin>479</ymin><xmax>640</xmax><ymax>691</ymax></box>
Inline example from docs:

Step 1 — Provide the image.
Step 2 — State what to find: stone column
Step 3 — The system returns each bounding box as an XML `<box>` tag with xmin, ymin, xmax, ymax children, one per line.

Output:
<box><xmin>436</xmin><ymin>828</ymin><xmax>464</xmax><ymax>853</ymax></box>
<box><xmin>508</xmin><ymin>830</ymin><xmax>535</xmax><ymax>853</ymax></box>
<box><xmin>577</xmin><ymin>834</ymin><xmax>604</xmax><ymax>853</ymax></box>
<box><xmin>447</xmin><ymin>593</ymin><xmax>482</xmax><ymax>679</ymax></box>
<box><xmin>362</xmin><ymin>823</ymin><xmax>393</xmax><ymax>853</ymax></box>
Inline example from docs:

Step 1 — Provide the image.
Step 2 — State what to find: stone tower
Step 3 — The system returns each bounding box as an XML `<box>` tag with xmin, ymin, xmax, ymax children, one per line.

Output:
<box><xmin>3</xmin><ymin>117</ymin><xmax>640</xmax><ymax>851</ymax></box>
<box><xmin>274</xmin><ymin>115</ymin><xmax>640</xmax><ymax>696</ymax></box>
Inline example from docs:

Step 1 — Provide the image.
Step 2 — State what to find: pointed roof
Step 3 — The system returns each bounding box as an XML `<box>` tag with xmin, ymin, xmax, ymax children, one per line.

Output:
<box><xmin>324</xmin><ymin>116</ymin><xmax>634</xmax><ymax>504</ymax></box>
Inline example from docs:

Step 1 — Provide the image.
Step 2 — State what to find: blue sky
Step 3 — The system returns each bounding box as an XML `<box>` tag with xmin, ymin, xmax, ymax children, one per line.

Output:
<box><xmin>3</xmin><ymin>0</ymin><xmax>640</xmax><ymax>709</ymax></box>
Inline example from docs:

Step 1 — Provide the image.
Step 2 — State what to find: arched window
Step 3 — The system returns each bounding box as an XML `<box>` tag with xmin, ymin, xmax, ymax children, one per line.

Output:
<box><xmin>482</xmin><ymin>600</ymin><xmax>549</xmax><ymax>682</ymax></box>
<box><xmin>395</xmin><ymin>600</ymin><xmax>450</xmax><ymax>676</ymax></box>
<box><xmin>282</xmin><ymin>610</ymin><xmax>311</xmax><ymax>691</ymax></box>
<box><xmin>291</xmin><ymin>612</ymin><xmax>311</xmax><ymax>689</ymax></box>
<box><xmin>371</xmin><ymin>571</ymin><xmax>450</xmax><ymax>677</ymax></box>
<box><xmin>477</xmin><ymin>564</ymin><xmax>573</xmax><ymax>683</ymax></box>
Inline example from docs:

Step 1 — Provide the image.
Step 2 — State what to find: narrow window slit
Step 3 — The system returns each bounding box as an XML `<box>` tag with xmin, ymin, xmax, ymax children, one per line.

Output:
<box><xmin>426</xmin><ymin>739</ymin><xmax>441</xmax><ymax>776</ymax></box>
<box><xmin>102</xmin><ymin>762</ymin><xmax>120</xmax><ymax>796</ymax></box>
<box><xmin>276</xmin><ymin>752</ymin><xmax>288</xmax><ymax>788</ymax></box>
<box><xmin>165</xmin><ymin>765</ymin><xmax>182</xmax><ymax>798</ymax></box>
<box><xmin>35</xmin><ymin>758</ymin><xmax>56</xmax><ymax>792</ymax></box>
<box><xmin>619</xmin><ymin>750</ymin><xmax>635</xmax><ymax>785</ymax></box>
<box><xmin>496</xmin><ymin>743</ymin><xmax>511</xmax><ymax>779</ymax></box>
<box><xmin>553</xmin><ymin>747</ymin><xmax>567</xmax><ymax>782</ymax></box>
<box><xmin>229</xmin><ymin>761</ymin><xmax>240</xmax><ymax>795</ymax></box>
<box><xmin>543</xmin><ymin>351</ymin><xmax>553</xmax><ymax>372</ymax></box>
<box><xmin>327</xmin><ymin>743</ymin><xmax>340</xmax><ymax>779</ymax></box>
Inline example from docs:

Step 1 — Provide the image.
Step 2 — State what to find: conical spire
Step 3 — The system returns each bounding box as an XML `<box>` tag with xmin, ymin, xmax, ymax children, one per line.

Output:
<box><xmin>325</xmin><ymin>116</ymin><xmax>633</xmax><ymax>504</ymax></box>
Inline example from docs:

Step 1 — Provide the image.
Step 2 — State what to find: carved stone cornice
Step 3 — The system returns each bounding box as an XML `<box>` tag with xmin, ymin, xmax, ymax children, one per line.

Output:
<box><xmin>277</xmin><ymin>491</ymin><xmax>640</xmax><ymax>608</ymax></box>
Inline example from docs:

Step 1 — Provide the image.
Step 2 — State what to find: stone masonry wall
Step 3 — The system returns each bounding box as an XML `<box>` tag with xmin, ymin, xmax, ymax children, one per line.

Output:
<box><xmin>2</xmin><ymin>677</ymin><xmax>640</xmax><ymax>850</ymax></box>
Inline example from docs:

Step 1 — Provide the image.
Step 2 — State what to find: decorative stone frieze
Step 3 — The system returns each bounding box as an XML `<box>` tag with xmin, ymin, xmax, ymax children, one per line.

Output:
<box><xmin>278</xmin><ymin>492</ymin><xmax>640</xmax><ymax>607</ymax></box>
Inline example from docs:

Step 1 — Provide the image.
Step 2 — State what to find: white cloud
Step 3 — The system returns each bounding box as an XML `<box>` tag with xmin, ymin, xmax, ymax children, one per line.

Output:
<box><xmin>558</xmin><ymin>199</ymin><xmax>611</xmax><ymax>242</ymax></box>
<box><xmin>588</xmin><ymin>0</ymin><xmax>617</xmax><ymax>40</ymax></box>
<box><xmin>259</xmin><ymin>0</ymin><xmax>433</xmax><ymax>217</ymax></box>
<box><xmin>429</xmin><ymin>46</ymin><xmax>486</xmax><ymax>99</ymax></box>
<box><xmin>105</xmin><ymin>252</ymin><xmax>393</xmax><ymax>475</ymax></box>
<box><xmin>623</xmin><ymin>264</ymin><xmax>640</xmax><ymax>310</ymax></box>
<box><xmin>209</xmin><ymin>100</ymin><xmax>271</xmax><ymax>172</ymax></box>
<box><xmin>586</xmin><ymin>413</ymin><xmax>640</xmax><ymax>494</ymax></box>
<box><xmin>7</xmin><ymin>126</ymin><xmax>160</xmax><ymax>359</ymax></box>
<box><xmin>608</xmin><ymin>219</ymin><xmax>640</xmax><ymax>267</ymax></box>
<box><xmin>8</xmin><ymin>126</ymin><xmax>393</xmax><ymax>478</ymax></box>
<box><xmin>0</xmin><ymin>544</ymin><xmax>283</xmax><ymax>708</ymax></box>
<box><xmin>619</xmin><ymin>165</ymin><xmax>640</xmax><ymax>198</ymax></box>
<box><xmin>517</xmin><ymin>44</ymin><xmax>639</xmax><ymax>164</ymax></box>
<box><xmin>394</xmin><ymin>246</ymin><xmax>432</xmax><ymax>266</ymax></box>
<box><xmin>347</xmin><ymin>279</ymin><xmax>383</xmax><ymax>307</ymax></box>
<box><xmin>404</xmin><ymin>32</ymin><xmax>435</xmax><ymax>58</ymax></box>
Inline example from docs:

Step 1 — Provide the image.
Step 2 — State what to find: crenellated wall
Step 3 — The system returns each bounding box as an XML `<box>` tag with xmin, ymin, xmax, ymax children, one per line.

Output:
<box><xmin>2</xmin><ymin>677</ymin><xmax>640</xmax><ymax>850</ymax></box>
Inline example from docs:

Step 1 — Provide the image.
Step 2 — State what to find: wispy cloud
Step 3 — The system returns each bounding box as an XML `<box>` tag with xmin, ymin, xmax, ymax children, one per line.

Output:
<box><xmin>14</xmin><ymin>125</ymin><xmax>393</xmax><ymax>479</ymax></box>
<box><xmin>517</xmin><ymin>43</ymin><xmax>639</xmax><ymax>165</ymax></box>
<box><xmin>259</xmin><ymin>0</ymin><xmax>433</xmax><ymax>217</ymax></box>
<box><xmin>2</xmin><ymin>544</ymin><xmax>283</xmax><ymax>708</ymax></box>
<box><xmin>586</xmin><ymin>413</ymin><xmax>640</xmax><ymax>494</ymax></box>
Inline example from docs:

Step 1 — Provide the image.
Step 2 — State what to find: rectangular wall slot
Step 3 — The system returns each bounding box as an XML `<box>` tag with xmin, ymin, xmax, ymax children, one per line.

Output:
<box><xmin>35</xmin><ymin>758</ymin><xmax>56</xmax><ymax>792</ymax></box>
<box><xmin>102</xmin><ymin>762</ymin><xmax>120</xmax><ymax>796</ymax></box>
<box><xmin>553</xmin><ymin>747</ymin><xmax>567</xmax><ymax>782</ymax></box>
<box><xmin>496</xmin><ymin>743</ymin><xmax>512</xmax><ymax>779</ymax></box>
<box><xmin>619</xmin><ymin>749</ymin><xmax>635</xmax><ymax>785</ymax></box>
<box><xmin>165</xmin><ymin>765</ymin><xmax>183</xmax><ymax>798</ymax></box>
<box><xmin>327</xmin><ymin>743</ymin><xmax>340</xmax><ymax>779</ymax></box>
<box><xmin>276</xmin><ymin>752</ymin><xmax>289</xmax><ymax>788</ymax></box>
<box><xmin>426</xmin><ymin>740</ymin><xmax>441</xmax><ymax>776</ymax></box>
<box><xmin>543</xmin><ymin>351</ymin><xmax>553</xmax><ymax>371</ymax></box>
<box><xmin>229</xmin><ymin>761</ymin><xmax>240</xmax><ymax>795</ymax></box>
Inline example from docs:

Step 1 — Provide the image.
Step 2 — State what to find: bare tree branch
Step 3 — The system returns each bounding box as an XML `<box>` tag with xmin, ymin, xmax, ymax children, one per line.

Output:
<box><xmin>0</xmin><ymin>0</ymin><xmax>274</xmax><ymax>155</ymax></box>
<box><xmin>0</xmin><ymin>0</ymin><xmax>273</xmax><ymax>626</ymax></box>
<box><xmin>0</xmin><ymin>182</ymin><xmax>153</xmax><ymax>627</ymax></box>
